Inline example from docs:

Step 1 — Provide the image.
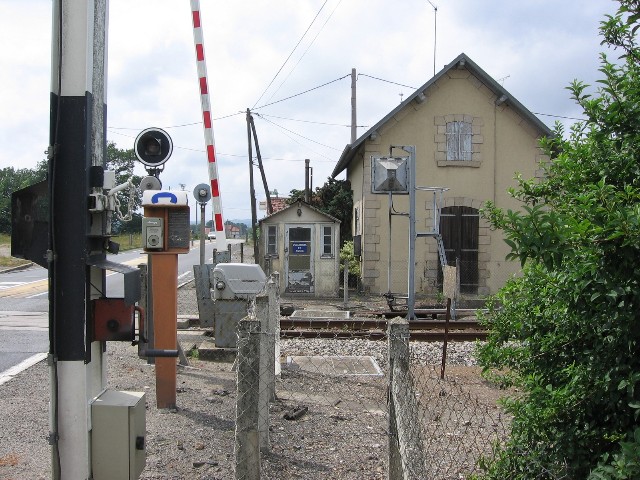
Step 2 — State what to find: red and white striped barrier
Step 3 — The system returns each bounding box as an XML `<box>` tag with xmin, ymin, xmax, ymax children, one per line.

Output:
<box><xmin>190</xmin><ymin>0</ymin><xmax>227</xmax><ymax>249</ymax></box>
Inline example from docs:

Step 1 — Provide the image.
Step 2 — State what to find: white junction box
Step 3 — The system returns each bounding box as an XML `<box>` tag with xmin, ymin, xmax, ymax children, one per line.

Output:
<box><xmin>212</xmin><ymin>263</ymin><xmax>267</xmax><ymax>300</ymax></box>
<box><xmin>91</xmin><ymin>390</ymin><xmax>146</xmax><ymax>480</ymax></box>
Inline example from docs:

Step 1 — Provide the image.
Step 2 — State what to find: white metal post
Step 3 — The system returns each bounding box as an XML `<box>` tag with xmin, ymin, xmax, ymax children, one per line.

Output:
<box><xmin>49</xmin><ymin>1</ymin><xmax>109</xmax><ymax>478</ymax></box>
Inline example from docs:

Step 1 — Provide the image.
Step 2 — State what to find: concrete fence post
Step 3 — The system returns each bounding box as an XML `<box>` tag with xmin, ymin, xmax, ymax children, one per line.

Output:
<box><xmin>254</xmin><ymin>296</ymin><xmax>271</xmax><ymax>453</ymax></box>
<box><xmin>387</xmin><ymin>317</ymin><xmax>428</xmax><ymax>479</ymax></box>
<box><xmin>388</xmin><ymin>318</ymin><xmax>407</xmax><ymax>480</ymax></box>
<box><xmin>271</xmin><ymin>272</ymin><xmax>281</xmax><ymax>377</ymax></box>
<box><xmin>235</xmin><ymin>317</ymin><xmax>261</xmax><ymax>479</ymax></box>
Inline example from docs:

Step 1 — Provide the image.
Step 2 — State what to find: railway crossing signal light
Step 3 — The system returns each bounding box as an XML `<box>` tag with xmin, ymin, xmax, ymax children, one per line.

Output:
<box><xmin>134</xmin><ymin>127</ymin><xmax>173</xmax><ymax>168</ymax></box>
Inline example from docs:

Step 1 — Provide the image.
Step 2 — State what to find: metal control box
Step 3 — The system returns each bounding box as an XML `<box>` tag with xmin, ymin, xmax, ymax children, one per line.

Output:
<box><xmin>211</xmin><ymin>264</ymin><xmax>267</xmax><ymax>348</ymax></box>
<box><xmin>142</xmin><ymin>217</ymin><xmax>163</xmax><ymax>250</ymax></box>
<box><xmin>212</xmin><ymin>263</ymin><xmax>267</xmax><ymax>300</ymax></box>
<box><xmin>91</xmin><ymin>390</ymin><xmax>146</xmax><ymax>480</ymax></box>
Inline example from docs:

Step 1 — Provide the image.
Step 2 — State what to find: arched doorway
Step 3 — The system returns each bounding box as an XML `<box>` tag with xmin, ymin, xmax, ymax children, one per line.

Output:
<box><xmin>438</xmin><ymin>206</ymin><xmax>479</xmax><ymax>294</ymax></box>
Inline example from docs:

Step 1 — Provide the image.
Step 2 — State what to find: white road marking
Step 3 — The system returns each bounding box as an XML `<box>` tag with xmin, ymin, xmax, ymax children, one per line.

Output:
<box><xmin>0</xmin><ymin>282</ymin><xmax>27</xmax><ymax>290</ymax></box>
<box><xmin>0</xmin><ymin>352</ymin><xmax>48</xmax><ymax>386</ymax></box>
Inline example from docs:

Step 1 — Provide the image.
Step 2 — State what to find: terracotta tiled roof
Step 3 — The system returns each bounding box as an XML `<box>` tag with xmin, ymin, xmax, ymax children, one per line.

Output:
<box><xmin>269</xmin><ymin>197</ymin><xmax>288</xmax><ymax>213</ymax></box>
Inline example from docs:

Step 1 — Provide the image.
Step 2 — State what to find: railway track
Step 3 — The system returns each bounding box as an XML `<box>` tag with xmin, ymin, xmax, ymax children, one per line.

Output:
<box><xmin>280</xmin><ymin>317</ymin><xmax>488</xmax><ymax>342</ymax></box>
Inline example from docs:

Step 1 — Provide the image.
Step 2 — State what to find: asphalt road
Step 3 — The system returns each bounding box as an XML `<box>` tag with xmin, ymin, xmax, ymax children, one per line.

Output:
<box><xmin>0</xmin><ymin>238</ymin><xmax>245</xmax><ymax>382</ymax></box>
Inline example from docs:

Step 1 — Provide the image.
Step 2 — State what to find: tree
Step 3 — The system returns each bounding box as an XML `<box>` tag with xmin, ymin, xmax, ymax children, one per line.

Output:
<box><xmin>0</xmin><ymin>161</ymin><xmax>47</xmax><ymax>234</ymax></box>
<box><xmin>105</xmin><ymin>142</ymin><xmax>143</xmax><ymax>234</ymax></box>
<box><xmin>476</xmin><ymin>3</ymin><xmax>640</xmax><ymax>478</ymax></box>
<box><xmin>288</xmin><ymin>177</ymin><xmax>353</xmax><ymax>245</ymax></box>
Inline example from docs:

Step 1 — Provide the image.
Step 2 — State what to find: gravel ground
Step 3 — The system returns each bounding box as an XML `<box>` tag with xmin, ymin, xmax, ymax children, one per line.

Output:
<box><xmin>0</xmin><ymin>329</ymin><xmax>503</xmax><ymax>480</ymax></box>
<box><xmin>0</xmin><ymin>253</ymin><xmax>508</xmax><ymax>479</ymax></box>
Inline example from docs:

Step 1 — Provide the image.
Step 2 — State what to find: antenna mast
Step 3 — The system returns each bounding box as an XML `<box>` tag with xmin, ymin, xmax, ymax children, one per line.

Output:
<box><xmin>427</xmin><ymin>1</ymin><xmax>438</xmax><ymax>76</ymax></box>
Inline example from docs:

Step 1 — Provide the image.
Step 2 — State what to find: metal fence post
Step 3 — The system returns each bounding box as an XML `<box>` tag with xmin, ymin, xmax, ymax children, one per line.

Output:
<box><xmin>343</xmin><ymin>256</ymin><xmax>349</xmax><ymax>308</ymax></box>
<box><xmin>235</xmin><ymin>318</ymin><xmax>261</xmax><ymax>479</ymax></box>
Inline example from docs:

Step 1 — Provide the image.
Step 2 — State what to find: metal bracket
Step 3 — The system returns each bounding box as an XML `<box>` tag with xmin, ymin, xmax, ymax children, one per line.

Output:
<box><xmin>87</xmin><ymin>256</ymin><xmax>141</xmax><ymax>305</ymax></box>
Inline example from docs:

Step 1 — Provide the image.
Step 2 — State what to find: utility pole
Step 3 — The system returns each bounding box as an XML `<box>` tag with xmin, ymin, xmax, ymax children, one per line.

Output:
<box><xmin>248</xmin><ymin>114</ymin><xmax>272</xmax><ymax>215</ymax></box>
<box><xmin>247</xmin><ymin>109</ymin><xmax>259</xmax><ymax>262</ymax></box>
<box><xmin>305</xmin><ymin>159</ymin><xmax>311</xmax><ymax>203</ymax></box>
<box><xmin>351</xmin><ymin>68</ymin><xmax>357</xmax><ymax>143</ymax></box>
<box><xmin>49</xmin><ymin>1</ymin><xmax>109</xmax><ymax>477</ymax></box>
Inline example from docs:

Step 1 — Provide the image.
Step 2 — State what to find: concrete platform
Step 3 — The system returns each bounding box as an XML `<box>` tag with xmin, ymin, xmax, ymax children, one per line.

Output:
<box><xmin>196</xmin><ymin>340</ymin><xmax>237</xmax><ymax>362</ymax></box>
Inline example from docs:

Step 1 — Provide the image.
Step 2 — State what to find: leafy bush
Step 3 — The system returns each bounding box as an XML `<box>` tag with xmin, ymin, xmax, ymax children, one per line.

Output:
<box><xmin>476</xmin><ymin>2</ymin><xmax>640</xmax><ymax>477</ymax></box>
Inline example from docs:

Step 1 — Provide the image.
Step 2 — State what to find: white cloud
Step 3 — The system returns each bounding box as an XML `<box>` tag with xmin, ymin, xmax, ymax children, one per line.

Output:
<box><xmin>0</xmin><ymin>0</ymin><xmax>617</xmax><ymax>221</ymax></box>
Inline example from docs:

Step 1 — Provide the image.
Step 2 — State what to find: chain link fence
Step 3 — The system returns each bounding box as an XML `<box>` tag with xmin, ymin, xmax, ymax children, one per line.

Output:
<box><xmin>177</xmin><ymin>243</ymin><xmax>569</xmax><ymax>479</ymax></box>
<box><xmin>232</xmin><ymin>302</ymin><xmax>516</xmax><ymax>479</ymax></box>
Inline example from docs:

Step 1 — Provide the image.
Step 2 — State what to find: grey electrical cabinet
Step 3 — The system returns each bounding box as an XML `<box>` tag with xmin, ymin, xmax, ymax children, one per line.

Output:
<box><xmin>91</xmin><ymin>390</ymin><xmax>146</xmax><ymax>480</ymax></box>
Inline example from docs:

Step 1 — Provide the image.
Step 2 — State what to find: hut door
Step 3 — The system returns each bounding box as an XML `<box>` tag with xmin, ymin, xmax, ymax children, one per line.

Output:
<box><xmin>285</xmin><ymin>225</ymin><xmax>314</xmax><ymax>293</ymax></box>
<box><xmin>438</xmin><ymin>206</ymin><xmax>479</xmax><ymax>294</ymax></box>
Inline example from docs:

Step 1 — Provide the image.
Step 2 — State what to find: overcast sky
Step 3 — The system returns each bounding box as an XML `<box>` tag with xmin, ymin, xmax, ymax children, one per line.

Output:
<box><xmin>0</xmin><ymin>0</ymin><xmax>615</xmax><ymax>223</ymax></box>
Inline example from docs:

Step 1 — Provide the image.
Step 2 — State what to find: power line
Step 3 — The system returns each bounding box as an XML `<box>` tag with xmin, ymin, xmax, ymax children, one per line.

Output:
<box><xmin>358</xmin><ymin>73</ymin><xmax>417</xmax><ymax>90</ymax></box>
<box><xmin>532</xmin><ymin>111</ymin><xmax>587</xmax><ymax>121</ymax></box>
<box><xmin>255</xmin><ymin>113</ymin><xmax>342</xmax><ymax>151</ymax></box>
<box><xmin>107</xmin><ymin>111</ymin><xmax>243</xmax><ymax>131</ymax></box>
<box><xmin>252</xmin><ymin>0</ymin><xmax>329</xmax><ymax>109</ymax></box>
<box><xmin>105</xmin><ymin>127</ymin><xmax>335</xmax><ymax>162</ymax></box>
<box><xmin>258</xmin><ymin>113</ymin><xmax>368</xmax><ymax>128</ymax></box>
<box><xmin>266</xmin><ymin>0</ymin><xmax>344</xmax><ymax>103</ymax></box>
<box><xmin>253</xmin><ymin>74</ymin><xmax>350</xmax><ymax>110</ymax></box>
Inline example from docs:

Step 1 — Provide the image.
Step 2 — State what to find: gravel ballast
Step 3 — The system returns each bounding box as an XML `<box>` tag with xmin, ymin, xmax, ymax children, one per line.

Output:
<box><xmin>0</xmin><ymin>330</ymin><xmax>501</xmax><ymax>480</ymax></box>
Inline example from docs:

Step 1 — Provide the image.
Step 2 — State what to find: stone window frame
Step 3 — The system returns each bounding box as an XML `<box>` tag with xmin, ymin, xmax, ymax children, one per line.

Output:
<box><xmin>435</xmin><ymin>114</ymin><xmax>483</xmax><ymax>167</ymax></box>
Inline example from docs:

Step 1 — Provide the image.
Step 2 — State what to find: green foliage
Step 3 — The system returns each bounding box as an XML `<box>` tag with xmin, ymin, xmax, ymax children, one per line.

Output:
<box><xmin>339</xmin><ymin>240</ymin><xmax>360</xmax><ymax>276</ymax></box>
<box><xmin>288</xmin><ymin>177</ymin><xmax>353</xmax><ymax>245</ymax></box>
<box><xmin>476</xmin><ymin>2</ymin><xmax>640</xmax><ymax>477</ymax></box>
<box><xmin>0</xmin><ymin>160</ymin><xmax>47</xmax><ymax>234</ymax></box>
<box><xmin>589</xmin><ymin>428</ymin><xmax>640</xmax><ymax>480</ymax></box>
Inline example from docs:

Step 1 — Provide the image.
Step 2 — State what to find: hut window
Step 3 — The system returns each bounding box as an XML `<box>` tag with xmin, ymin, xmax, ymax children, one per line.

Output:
<box><xmin>322</xmin><ymin>226</ymin><xmax>333</xmax><ymax>256</ymax></box>
<box><xmin>266</xmin><ymin>225</ymin><xmax>277</xmax><ymax>255</ymax></box>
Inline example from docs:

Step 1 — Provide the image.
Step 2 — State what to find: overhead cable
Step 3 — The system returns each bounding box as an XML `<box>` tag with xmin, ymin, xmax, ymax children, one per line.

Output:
<box><xmin>253</xmin><ymin>74</ymin><xmax>350</xmax><ymax>110</ymax></box>
<box><xmin>255</xmin><ymin>113</ymin><xmax>341</xmax><ymax>151</ymax></box>
<box><xmin>359</xmin><ymin>73</ymin><xmax>417</xmax><ymax>90</ymax></box>
<box><xmin>266</xmin><ymin>0</ymin><xmax>344</xmax><ymax>103</ymax></box>
<box><xmin>252</xmin><ymin>0</ymin><xmax>329</xmax><ymax>109</ymax></box>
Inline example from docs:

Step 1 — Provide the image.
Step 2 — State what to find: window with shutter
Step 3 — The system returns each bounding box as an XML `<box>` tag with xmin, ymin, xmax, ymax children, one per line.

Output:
<box><xmin>445</xmin><ymin>121</ymin><xmax>473</xmax><ymax>161</ymax></box>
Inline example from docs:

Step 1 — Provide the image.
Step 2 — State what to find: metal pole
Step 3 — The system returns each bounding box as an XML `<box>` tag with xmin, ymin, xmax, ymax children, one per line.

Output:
<box><xmin>49</xmin><ymin>1</ymin><xmax>109</xmax><ymax>477</ymax></box>
<box><xmin>388</xmin><ymin>192</ymin><xmax>392</xmax><ymax>294</ymax></box>
<box><xmin>304</xmin><ymin>159</ymin><xmax>310</xmax><ymax>203</ymax></box>
<box><xmin>199</xmin><ymin>202</ymin><xmax>205</xmax><ymax>265</ymax></box>
<box><xmin>407</xmin><ymin>146</ymin><xmax>417</xmax><ymax>320</ymax></box>
<box><xmin>351</xmin><ymin>68</ymin><xmax>357</xmax><ymax>143</ymax></box>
